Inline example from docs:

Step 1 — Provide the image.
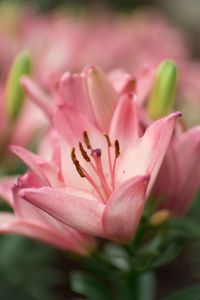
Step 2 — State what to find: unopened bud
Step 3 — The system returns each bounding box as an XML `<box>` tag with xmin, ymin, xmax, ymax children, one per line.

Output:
<box><xmin>5</xmin><ymin>52</ymin><xmax>31</xmax><ymax>121</ymax></box>
<box><xmin>149</xmin><ymin>209</ymin><xmax>171</xmax><ymax>226</ymax></box>
<box><xmin>147</xmin><ymin>60</ymin><xmax>178</xmax><ymax>120</ymax></box>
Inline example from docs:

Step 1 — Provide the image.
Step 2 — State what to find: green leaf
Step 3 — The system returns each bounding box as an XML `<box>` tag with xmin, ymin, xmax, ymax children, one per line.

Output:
<box><xmin>82</xmin><ymin>251</ymin><xmax>122</xmax><ymax>279</ymax></box>
<box><xmin>162</xmin><ymin>285</ymin><xmax>200</xmax><ymax>300</ymax></box>
<box><xmin>103</xmin><ymin>243</ymin><xmax>130</xmax><ymax>272</ymax></box>
<box><xmin>167</xmin><ymin>217</ymin><xmax>200</xmax><ymax>237</ymax></box>
<box><xmin>135</xmin><ymin>230</ymin><xmax>190</xmax><ymax>271</ymax></box>
<box><xmin>5</xmin><ymin>51</ymin><xmax>31</xmax><ymax>121</ymax></box>
<box><xmin>70</xmin><ymin>271</ymin><xmax>113</xmax><ymax>300</ymax></box>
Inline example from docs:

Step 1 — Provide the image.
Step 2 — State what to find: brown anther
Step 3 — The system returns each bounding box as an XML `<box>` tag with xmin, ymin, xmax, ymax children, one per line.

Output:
<box><xmin>74</xmin><ymin>161</ymin><xmax>86</xmax><ymax>178</ymax></box>
<box><xmin>114</xmin><ymin>140</ymin><xmax>120</xmax><ymax>158</ymax></box>
<box><xmin>103</xmin><ymin>132</ymin><xmax>111</xmax><ymax>147</ymax></box>
<box><xmin>79</xmin><ymin>142</ymin><xmax>91</xmax><ymax>162</ymax></box>
<box><xmin>83</xmin><ymin>131</ymin><xmax>91</xmax><ymax>149</ymax></box>
<box><xmin>71</xmin><ymin>147</ymin><xmax>76</xmax><ymax>163</ymax></box>
<box><xmin>71</xmin><ymin>148</ymin><xmax>86</xmax><ymax>178</ymax></box>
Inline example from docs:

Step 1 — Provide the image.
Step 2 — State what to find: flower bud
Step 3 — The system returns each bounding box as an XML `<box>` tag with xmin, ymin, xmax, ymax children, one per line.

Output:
<box><xmin>149</xmin><ymin>209</ymin><xmax>171</xmax><ymax>226</ymax></box>
<box><xmin>147</xmin><ymin>60</ymin><xmax>178</xmax><ymax>120</ymax></box>
<box><xmin>4</xmin><ymin>52</ymin><xmax>31</xmax><ymax>122</ymax></box>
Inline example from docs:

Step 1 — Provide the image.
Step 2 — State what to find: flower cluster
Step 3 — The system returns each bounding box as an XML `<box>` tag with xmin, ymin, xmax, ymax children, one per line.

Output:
<box><xmin>0</xmin><ymin>65</ymin><xmax>189</xmax><ymax>254</ymax></box>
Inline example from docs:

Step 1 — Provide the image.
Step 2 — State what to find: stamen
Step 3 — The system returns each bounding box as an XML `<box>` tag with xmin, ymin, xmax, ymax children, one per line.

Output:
<box><xmin>103</xmin><ymin>133</ymin><xmax>113</xmax><ymax>189</ymax></box>
<box><xmin>79</xmin><ymin>142</ymin><xmax>91</xmax><ymax>162</ymax></box>
<box><xmin>91</xmin><ymin>148</ymin><xmax>111</xmax><ymax>198</ymax></box>
<box><xmin>103</xmin><ymin>132</ymin><xmax>111</xmax><ymax>147</ymax></box>
<box><xmin>71</xmin><ymin>132</ymin><xmax>121</xmax><ymax>202</ymax></box>
<box><xmin>71</xmin><ymin>148</ymin><xmax>86</xmax><ymax>178</ymax></box>
<box><xmin>114</xmin><ymin>140</ymin><xmax>120</xmax><ymax>158</ymax></box>
<box><xmin>83</xmin><ymin>131</ymin><xmax>91</xmax><ymax>149</ymax></box>
<box><xmin>112</xmin><ymin>140</ymin><xmax>120</xmax><ymax>189</ymax></box>
<box><xmin>71</xmin><ymin>147</ymin><xmax>76</xmax><ymax>163</ymax></box>
<box><xmin>74</xmin><ymin>161</ymin><xmax>86</xmax><ymax>178</ymax></box>
<box><xmin>71</xmin><ymin>148</ymin><xmax>105</xmax><ymax>202</ymax></box>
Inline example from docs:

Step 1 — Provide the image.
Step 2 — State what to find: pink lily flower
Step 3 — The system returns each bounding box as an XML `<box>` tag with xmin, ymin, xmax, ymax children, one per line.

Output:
<box><xmin>0</xmin><ymin>174</ymin><xmax>96</xmax><ymax>256</ymax></box>
<box><xmin>11</xmin><ymin>66</ymin><xmax>180</xmax><ymax>243</ymax></box>
<box><xmin>153</xmin><ymin>126</ymin><xmax>200</xmax><ymax>216</ymax></box>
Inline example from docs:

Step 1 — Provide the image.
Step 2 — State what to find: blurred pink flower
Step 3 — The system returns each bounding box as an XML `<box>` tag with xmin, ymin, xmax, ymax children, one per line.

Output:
<box><xmin>0</xmin><ymin>5</ymin><xmax>199</xmax><ymax>101</ymax></box>
<box><xmin>10</xmin><ymin>67</ymin><xmax>180</xmax><ymax>243</ymax></box>
<box><xmin>0</xmin><ymin>5</ymin><xmax>199</xmax><ymax>149</ymax></box>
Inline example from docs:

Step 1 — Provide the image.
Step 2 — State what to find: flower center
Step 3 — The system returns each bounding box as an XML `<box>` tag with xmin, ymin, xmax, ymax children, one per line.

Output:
<box><xmin>71</xmin><ymin>131</ymin><xmax>120</xmax><ymax>203</ymax></box>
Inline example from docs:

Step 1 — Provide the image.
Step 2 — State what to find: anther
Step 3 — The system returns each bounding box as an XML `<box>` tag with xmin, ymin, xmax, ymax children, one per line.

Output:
<box><xmin>83</xmin><ymin>131</ymin><xmax>91</xmax><ymax>149</ymax></box>
<box><xmin>91</xmin><ymin>149</ymin><xmax>102</xmax><ymax>158</ymax></box>
<box><xmin>71</xmin><ymin>148</ymin><xmax>86</xmax><ymax>178</ymax></box>
<box><xmin>103</xmin><ymin>132</ymin><xmax>111</xmax><ymax>147</ymax></box>
<box><xmin>79</xmin><ymin>142</ymin><xmax>91</xmax><ymax>162</ymax></box>
<box><xmin>75</xmin><ymin>161</ymin><xmax>86</xmax><ymax>178</ymax></box>
<box><xmin>71</xmin><ymin>147</ymin><xmax>76</xmax><ymax>163</ymax></box>
<box><xmin>114</xmin><ymin>140</ymin><xmax>120</xmax><ymax>158</ymax></box>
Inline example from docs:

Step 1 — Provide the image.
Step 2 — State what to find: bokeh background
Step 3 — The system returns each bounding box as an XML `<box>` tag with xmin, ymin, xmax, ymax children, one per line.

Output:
<box><xmin>0</xmin><ymin>0</ymin><xmax>200</xmax><ymax>299</ymax></box>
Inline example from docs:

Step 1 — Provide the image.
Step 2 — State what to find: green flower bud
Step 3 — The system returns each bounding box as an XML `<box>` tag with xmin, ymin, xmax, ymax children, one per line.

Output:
<box><xmin>147</xmin><ymin>60</ymin><xmax>178</xmax><ymax>120</ymax></box>
<box><xmin>5</xmin><ymin>52</ymin><xmax>31</xmax><ymax>121</ymax></box>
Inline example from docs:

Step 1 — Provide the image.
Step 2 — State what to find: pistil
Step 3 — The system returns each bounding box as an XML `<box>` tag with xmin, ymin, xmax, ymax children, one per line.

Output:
<box><xmin>103</xmin><ymin>132</ymin><xmax>113</xmax><ymax>189</ymax></box>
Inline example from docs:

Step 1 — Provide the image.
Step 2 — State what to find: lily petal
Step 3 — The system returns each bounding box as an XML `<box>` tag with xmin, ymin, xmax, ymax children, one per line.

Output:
<box><xmin>0</xmin><ymin>212</ymin><xmax>91</xmax><ymax>254</ymax></box>
<box><xmin>116</xmin><ymin>112</ymin><xmax>181</xmax><ymax>193</ymax></box>
<box><xmin>0</xmin><ymin>176</ymin><xmax>17</xmax><ymax>206</ymax></box>
<box><xmin>54</xmin><ymin>103</ymin><xmax>110</xmax><ymax>189</ymax></box>
<box><xmin>21</xmin><ymin>187</ymin><xmax>105</xmax><ymax>237</ymax></box>
<box><xmin>85</xmin><ymin>66</ymin><xmax>118</xmax><ymax>131</ymax></box>
<box><xmin>21</xmin><ymin>76</ymin><xmax>54</xmax><ymax>120</ymax></box>
<box><xmin>108</xmin><ymin>69</ymin><xmax>136</xmax><ymax>95</ymax></box>
<box><xmin>109</xmin><ymin>93</ymin><xmax>140</xmax><ymax>152</ymax></box>
<box><xmin>154</xmin><ymin>145</ymin><xmax>179</xmax><ymax>209</ymax></box>
<box><xmin>136</xmin><ymin>65</ymin><xmax>156</xmax><ymax>104</ymax></box>
<box><xmin>10</xmin><ymin>145</ymin><xmax>61</xmax><ymax>187</ymax></box>
<box><xmin>58</xmin><ymin>72</ymin><xmax>95</xmax><ymax>123</ymax></box>
<box><xmin>13</xmin><ymin>184</ymin><xmax>95</xmax><ymax>254</ymax></box>
<box><xmin>102</xmin><ymin>175</ymin><xmax>149</xmax><ymax>243</ymax></box>
<box><xmin>173</xmin><ymin>126</ymin><xmax>200</xmax><ymax>215</ymax></box>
